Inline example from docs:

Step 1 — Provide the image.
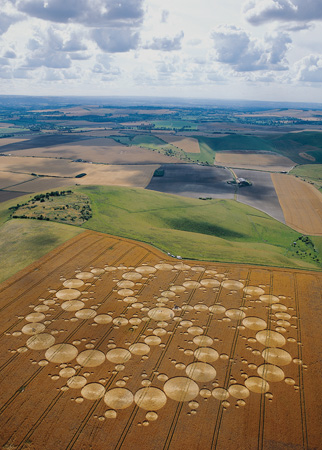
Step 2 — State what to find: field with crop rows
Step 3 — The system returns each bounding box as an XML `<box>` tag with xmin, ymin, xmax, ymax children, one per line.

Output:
<box><xmin>0</xmin><ymin>231</ymin><xmax>320</xmax><ymax>450</ymax></box>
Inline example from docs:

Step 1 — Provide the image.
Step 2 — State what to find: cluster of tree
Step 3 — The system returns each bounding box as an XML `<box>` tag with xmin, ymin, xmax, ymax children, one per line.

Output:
<box><xmin>80</xmin><ymin>204</ymin><xmax>92</xmax><ymax>221</ymax></box>
<box><xmin>32</xmin><ymin>190</ymin><xmax>73</xmax><ymax>202</ymax></box>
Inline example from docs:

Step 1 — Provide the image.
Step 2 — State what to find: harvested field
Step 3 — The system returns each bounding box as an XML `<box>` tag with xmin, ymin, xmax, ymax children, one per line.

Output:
<box><xmin>157</xmin><ymin>135</ymin><xmax>201</xmax><ymax>153</ymax></box>
<box><xmin>0</xmin><ymin>134</ymin><xmax>88</xmax><ymax>153</ymax></box>
<box><xmin>215</xmin><ymin>151</ymin><xmax>295</xmax><ymax>172</ymax></box>
<box><xmin>0</xmin><ymin>138</ymin><xmax>29</xmax><ymax>146</ymax></box>
<box><xmin>234</xmin><ymin>169</ymin><xmax>286</xmax><ymax>223</ymax></box>
<box><xmin>271</xmin><ymin>174</ymin><xmax>322</xmax><ymax>235</ymax></box>
<box><xmin>72</xmin><ymin>164</ymin><xmax>159</xmax><ymax>188</ymax></box>
<box><xmin>0</xmin><ymin>171</ymin><xmax>36</xmax><ymax>189</ymax></box>
<box><xmin>0</xmin><ymin>231</ymin><xmax>320</xmax><ymax>450</ymax></box>
<box><xmin>6</xmin><ymin>177</ymin><xmax>72</xmax><ymax>194</ymax></box>
<box><xmin>0</xmin><ymin>156</ymin><xmax>85</xmax><ymax>177</ymax></box>
<box><xmin>0</xmin><ymin>161</ymin><xmax>159</xmax><ymax>195</ymax></box>
<box><xmin>8</xmin><ymin>137</ymin><xmax>182</xmax><ymax>165</ymax></box>
<box><xmin>146</xmin><ymin>164</ymin><xmax>235</xmax><ymax>199</ymax></box>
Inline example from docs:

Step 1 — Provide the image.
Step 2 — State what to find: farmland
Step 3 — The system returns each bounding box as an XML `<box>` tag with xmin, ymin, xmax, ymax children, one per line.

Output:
<box><xmin>290</xmin><ymin>164</ymin><xmax>322</xmax><ymax>191</ymax></box>
<box><xmin>271</xmin><ymin>174</ymin><xmax>322</xmax><ymax>236</ymax></box>
<box><xmin>79</xmin><ymin>185</ymin><xmax>320</xmax><ymax>270</ymax></box>
<box><xmin>214</xmin><ymin>151</ymin><xmax>295</xmax><ymax>172</ymax></box>
<box><xmin>0</xmin><ymin>97</ymin><xmax>321</xmax><ymax>450</ymax></box>
<box><xmin>0</xmin><ymin>231</ymin><xmax>320</xmax><ymax>450</ymax></box>
<box><xmin>156</xmin><ymin>135</ymin><xmax>201</xmax><ymax>153</ymax></box>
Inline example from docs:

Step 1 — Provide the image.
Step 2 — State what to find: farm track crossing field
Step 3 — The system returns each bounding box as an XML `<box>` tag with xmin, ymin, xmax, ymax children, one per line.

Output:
<box><xmin>214</xmin><ymin>151</ymin><xmax>295</xmax><ymax>172</ymax></box>
<box><xmin>0</xmin><ymin>231</ymin><xmax>320</xmax><ymax>450</ymax></box>
<box><xmin>271</xmin><ymin>174</ymin><xmax>322</xmax><ymax>236</ymax></box>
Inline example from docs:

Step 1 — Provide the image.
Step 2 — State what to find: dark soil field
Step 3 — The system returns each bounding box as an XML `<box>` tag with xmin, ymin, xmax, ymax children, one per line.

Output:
<box><xmin>146</xmin><ymin>164</ymin><xmax>235</xmax><ymax>199</ymax></box>
<box><xmin>0</xmin><ymin>231</ymin><xmax>320</xmax><ymax>450</ymax></box>
<box><xmin>0</xmin><ymin>134</ymin><xmax>90</xmax><ymax>152</ymax></box>
<box><xmin>0</xmin><ymin>190</ymin><xmax>29</xmax><ymax>203</ymax></box>
<box><xmin>234</xmin><ymin>169</ymin><xmax>286</xmax><ymax>223</ymax></box>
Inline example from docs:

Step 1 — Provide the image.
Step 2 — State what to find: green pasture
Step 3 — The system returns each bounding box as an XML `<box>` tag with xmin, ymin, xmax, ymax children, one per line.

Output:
<box><xmin>79</xmin><ymin>185</ymin><xmax>320</xmax><ymax>270</ymax></box>
<box><xmin>0</xmin><ymin>184</ymin><xmax>321</xmax><ymax>284</ymax></box>
<box><xmin>0</xmin><ymin>219</ymin><xmax>82</xmax><ymax>283</ymax></box>
<box><xmin>290</xmin><ymin>164</ymin><xmax>322</xmax><ymax>191</ymax></box>
<box><xmin>0</xmin><ymin>127</ymin><xmax>29</xmax><ymax>135</ymax></box>
<box><xmin>152</xmin><ymin>120</ymin><xmax>197</xmax><ymax>130</ymax></box>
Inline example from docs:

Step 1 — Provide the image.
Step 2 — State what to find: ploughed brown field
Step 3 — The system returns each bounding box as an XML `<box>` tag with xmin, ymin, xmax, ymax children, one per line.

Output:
<box><xmin>0</xmin><ymin>231</ymin><xmax>320</xmax><ymax>450</ymax></box>
<box><xmin>272</xmin><ymin>173</ymin><xmax>322</xmax><ymax>235</ymax></box>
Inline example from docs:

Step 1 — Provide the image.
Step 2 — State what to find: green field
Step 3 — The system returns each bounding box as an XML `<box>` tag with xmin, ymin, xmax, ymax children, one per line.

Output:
<box><xmin>1</xmin><ymin>185</ymin><xmax>321</xmax><ymax>284</ymax></box>
<box><xmin>0</xmin><ymin>127</ymin><xmax>29</xmax><ymax>136</ymax></box>
<box><xmin>110</xmin><ymin>131</ymin><xmax>322</xmax><ymax>166</ymax></box>
<box><xmin>0</xmin><ymin>219</ymin><xmax>83</xmax><ymax>283</ymax></box>
<box><xmin>152</xmin><ymin>120</ymin><xmax>198</xmax><ymax>130</ymax></box>
<box><xmin>290</xmin><ymin>164</ymin><xmax>322</xmax><ymax>191</ymax></box>
<box><xmin>78</xmin><ymin>185</ymin><xmax>321</xmax><ymax>270</ymax></box>
<box><xmin>192</xmin><ymin>132</ymin><xmax>322</xmax><ymax>165</ymax></box>
<box><xmin>112</xmin><ymin>134</ymin><xmax>188</xmax><ymax>160</ymax></box>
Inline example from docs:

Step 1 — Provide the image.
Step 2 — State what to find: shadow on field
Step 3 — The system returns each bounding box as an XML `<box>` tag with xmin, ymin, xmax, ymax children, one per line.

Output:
<box><xmin>163</xmin><ymin>217</ymin><xmax>247</xmax><ymax>240</ymax></box>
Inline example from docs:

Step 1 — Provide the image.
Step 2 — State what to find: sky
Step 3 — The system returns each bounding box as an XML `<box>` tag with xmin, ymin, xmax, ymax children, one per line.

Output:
<box><xmin>1</xmin><ymin>0</ymin><xmax>322</xmax><ymax>102</ymax></box>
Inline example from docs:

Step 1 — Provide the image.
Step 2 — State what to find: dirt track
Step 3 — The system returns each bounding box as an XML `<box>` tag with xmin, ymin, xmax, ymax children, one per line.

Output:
<box><xmin>0</xmin><ymin>231</ymin><xmax>320</xmax><ymax>450</ymax></box>
<box><xmin>271</xmin><ymin>173</ymin><xmax>322</xmax><ymax>235</ymax></box>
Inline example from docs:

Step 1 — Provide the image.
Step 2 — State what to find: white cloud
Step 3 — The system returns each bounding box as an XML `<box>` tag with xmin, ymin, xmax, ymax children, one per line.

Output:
<box><xmin>4</xmin><ymin>49</ymin><xmax>17</xmax><ymax>58</ymax></box>
<box><xmin>295</xmin><ymin>55</ymin><xmax>322</xmax><ymax>82</ymax></box>
<box><xmin>14</xmin><ymin>0</ymin><xmax>145</xmax><ymax>27</ymax></box>
<box><xmin>161</xmin><ymin>10</ymin><xmax>169</xmax><ymax>23</ymax></box>
<box><xmin>211</xmin><ymin>26</ymin><xmax>291</xmax><ymax>72</ymax></box>
<box><xmin>243</xmin><ymin>0</ymin><xmax>322</xmax><ymax>25</ymax></box>
<box><xmin>144</xmin><ymin>31</ymin><xmax>184</xmax><ymax>51</ymax></box>
<box><xmin>21</xmin><ymin>26</ymin><xmax>90</xmax><ymax>68</ymax></box>
<box><xmin>92</xmin><ymin>28</ymin><xmax>140</xmax><ymax>52</ymax></box>
<box><xmin>0</xmin><ymin>11</ymin><xmax>23</xmax><ymax>34</ymax></box>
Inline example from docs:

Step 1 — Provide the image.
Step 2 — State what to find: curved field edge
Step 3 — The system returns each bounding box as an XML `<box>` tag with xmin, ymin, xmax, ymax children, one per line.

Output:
<box><xmin>0</xmin><ymin>185</ymin><xmax>321</xmax><ymax>284</ymax></box>
<box><xmin>79</xmin><ymin>185</ymin><xmax>321</xmax><ymax>270</ymax></box>
<box><xmin>0</xmin><ymin>219</ymin><xmax>83</xmax><ymax>283</ymax></box>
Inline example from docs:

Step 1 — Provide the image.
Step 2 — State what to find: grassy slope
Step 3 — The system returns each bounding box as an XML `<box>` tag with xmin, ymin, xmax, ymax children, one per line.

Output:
<box><xmin>193</xmin><ymin>132</ymin><xmax>322</xmax><ymax>165</ymax></box>
<box><xmin>0</xmin><ymin>219</ymin><xmax>83</xmax><ymax>283</ymax></box>
<box><xmin>268</xmin><ymin>132</ymin><xmax>322</xmax><ymax>164</ymax></box>
<box><xmin>0</xmin><ymin>184</ymin><xmax>320</xmax><ymax>284</ymax></box>
<box><xmin>290</xmin><ymin>164</ymin><xmax>322</xmax><ymax>191</ymax></box>
<box><xmin>0</xmin><ymin>194</ymin><xmax>83</xmax><ymax>283</ymax></box>
<box><xmin>79</xmin><ymin>185</ymin><xmax>320</xmax><ymax>270</ymax></box>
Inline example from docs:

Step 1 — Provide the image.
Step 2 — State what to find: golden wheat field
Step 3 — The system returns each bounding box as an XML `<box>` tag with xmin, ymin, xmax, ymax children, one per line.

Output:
<box><xmin>271</xmin><ymin>173</ymin><xmax>322</xmax><ymax>235</ymax></box>
<box><xmin>0</xmin><ymin>231</ymin><xmax>320</xmax><ymax>450</ymax></box>
<box><xmin>215</xmin><ymin>152</ymin><xmax>295</xmax><ymax>172</ymax></box>
<box><xmin>0</xmin><ymin>156</ymin><xmax>159</xmax><ymax>192</ymax></box>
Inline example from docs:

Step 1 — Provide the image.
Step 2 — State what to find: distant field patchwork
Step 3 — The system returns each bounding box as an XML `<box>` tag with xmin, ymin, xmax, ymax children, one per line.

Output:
<box><xmin>0</xmin><ymin>231</ymin><xmax>320</xmax><ymax>450</ymax></box>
